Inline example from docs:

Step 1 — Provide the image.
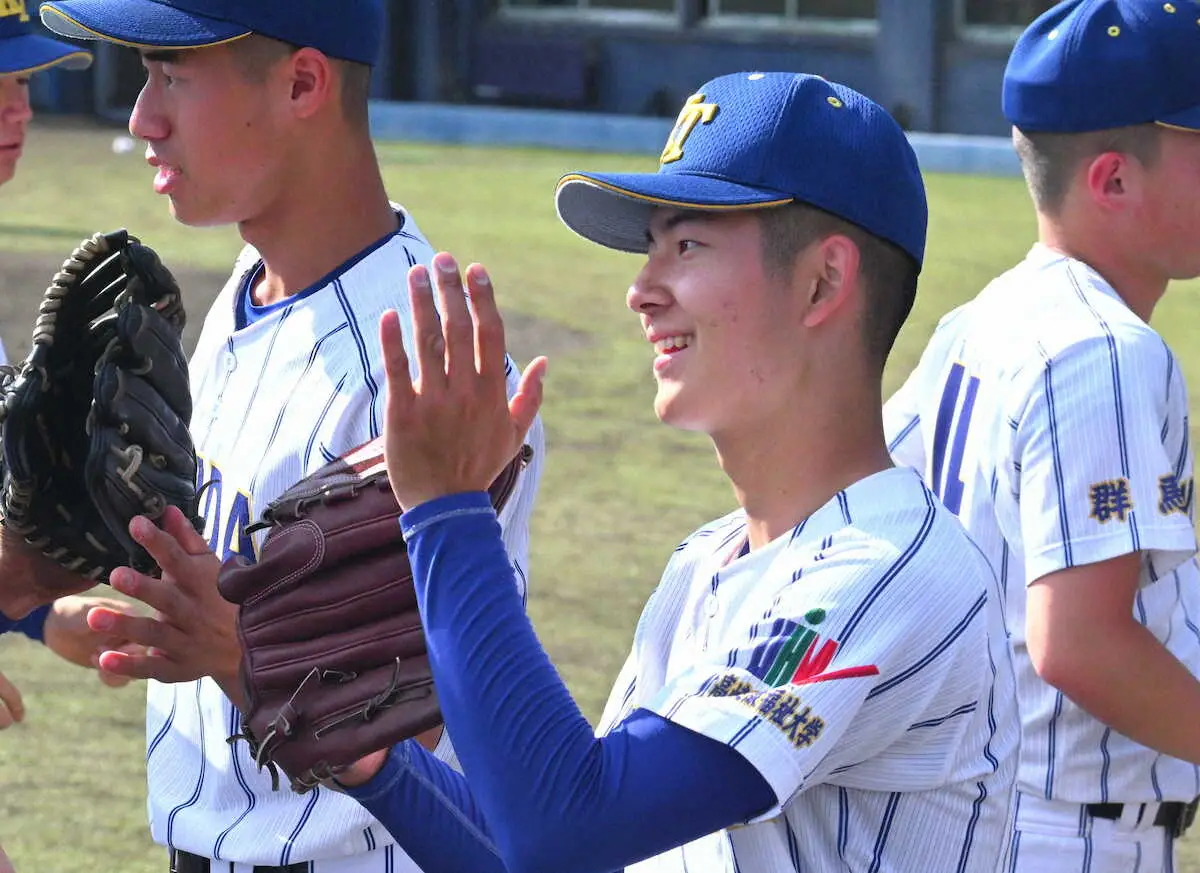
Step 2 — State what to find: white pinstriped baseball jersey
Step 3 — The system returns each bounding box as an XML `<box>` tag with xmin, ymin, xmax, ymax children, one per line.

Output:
<box><xmin>145</xmin><ymin>207</ymin><xmax>544</xmax><ymax>868</ymax></box>
<box><xmin>885</xmin><ymin>243</ymin><xmax>1200</xmax><ymax>804</ymax></box>
<box><xmin>597</xmin><ymin>466</ymin><xmax>1019</xmax><ymax>873</ymax></box>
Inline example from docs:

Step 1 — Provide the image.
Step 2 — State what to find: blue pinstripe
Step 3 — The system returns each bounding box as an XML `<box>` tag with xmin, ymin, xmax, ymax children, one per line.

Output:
<box><xmin>886</xmin><ymin>414</ymin><xmax>920</xmax><ymax>454</ymax></box>
<box><xmin>212</xmin><ymin>703</ymin><xmax>258</xmax><ymax>860</ymax></box>
<box><xmin>280</xmin><ymin>786</ymin><xmax>321</xmax><ymax>866</ymax></box>
<box><xmin>953</xmin><ymin>782</ymin><xmax>988</xmax><ymax>873</ymax></box>
<box><xmin>248</xmin><ymin>323</ymin><xmax>348</xmax><ymax>494</ymax></box>
<box><xmin>867</xmin><ymin>593</ymin><xmax>986</xmax><ymax>698</ymax></box>
<box><xmin>839</xmin><ymin>492</ymin><xmax>937</xmax><ymax>647</ymax></box>
<box><xmin>866</xmin><ymin>792</ymin><xmax>902</xmax><ymax>873</ymax></box>
<box><xmin>907</xmin><ymin>702</ymin><xmax>978</xmax><ymax>730</ymax></box>
<box><xmin>333</xmin><ymin>278</ymin><xmax>381</xmax><ymax>440</ymax></box>
<box><xmin>166</xmin><ymin>683</ymin><xmax>208</xmax><ymax>847</ymax></box>
<box><xmin>837</xmin><ymin>787</ymin><xmax>851</xmax><ymax>872</ymax></box>
<box><xmin>1007</xmin><ymin>792</ymin><xmax>1023</xmax><ymax>873</ymax></box>
<box><xmin>784</xmin><ymin>817</ymin><xmax>803</xmax><ymax>873</ymax></box>
<box><xmin>1070</xmin><ymin>272</ymin><xmax>1140</xmax><ymax>551</ymax></box>
<box><xmin>1045</xmin><ymin>691</ymin><xmax>1065</xmax><ymax>797</ymax></box>
<box><xmin>983</xmin><ymin>645</ymin><xmax>1000</xmax><ymax>772</ymax></box>
<box><xmin>1100</xmin><ymin>728</ymin><xmax>1112</xmax><ymax>803</ymax></box>
<box><xmin>1041</xmin><ymin>352</ymin><xmax>1074</xmax><ymax>568</ymax></box>
<box><xmin>146</xmin><ymin>686</ymin><xmax>178</xmax><ymax>763</ymax></box>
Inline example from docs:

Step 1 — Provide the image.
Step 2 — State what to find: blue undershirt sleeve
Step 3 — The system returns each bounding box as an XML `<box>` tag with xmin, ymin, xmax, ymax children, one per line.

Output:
<box><xmin>0</xmin><ymin>604</ymin><xmax>51</xmax><ymax>642</ymax></box>
<box><xmin>347</xmin><ymin>708</ymin><xmax>773</xmax><ymax>873</ymax></box>
<box><xmin>373</xmin><ymin>492</ymin><xmax>776</xmax><ymax>873</ymax></box>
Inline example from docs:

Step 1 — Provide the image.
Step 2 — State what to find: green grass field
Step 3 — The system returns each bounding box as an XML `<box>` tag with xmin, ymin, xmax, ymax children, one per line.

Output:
<box><xmin>2</xmin><ymin>120</ymin><xmax>1200</xmax><ymax>872</ymax></box>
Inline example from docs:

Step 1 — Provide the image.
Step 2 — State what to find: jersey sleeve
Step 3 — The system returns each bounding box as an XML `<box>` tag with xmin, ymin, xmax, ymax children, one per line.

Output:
<box><xmin>641</xmin><ymin>531</ymin><xmax>993</xmax><ymax>816</ymax></box>
<box><xmin>1011</xmin><ymin>334</ymin><xmax>1196</xmax><ymax>584</ymax></box>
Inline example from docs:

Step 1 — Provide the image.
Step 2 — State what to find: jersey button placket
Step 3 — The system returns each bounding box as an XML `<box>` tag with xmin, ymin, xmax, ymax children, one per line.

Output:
<box><xmin>701</xmin><ymin>594</ymin><xmax>719</xmax><ymax>651</ymax></box>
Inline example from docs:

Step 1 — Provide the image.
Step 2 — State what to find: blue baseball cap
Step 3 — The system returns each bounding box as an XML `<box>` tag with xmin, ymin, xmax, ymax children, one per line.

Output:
<box><xmin>555</xmin><ymin>72</ymin><xmax>928</xmax><ymax>269</ymax></box>
<box><xmin>38</xmin><ymin>0</ymin><xmax>383</xmax><ymax>67</ymax></box>
<box><xmin>0</xmin><ymin>0</ymin><xmax>90</xmax><ymax>75</ymax></box>
<box><xmin>1004</xmin><ymin>0</ymin><xmax>1200</xmax><ymax>132</ymax></box>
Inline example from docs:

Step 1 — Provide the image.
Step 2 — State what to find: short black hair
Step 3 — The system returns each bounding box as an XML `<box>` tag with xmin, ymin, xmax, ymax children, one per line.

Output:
<box><xmin>232</xmin><ymin>35</ymin><xmax>371</xmax><ymax>129</ymax></box>
<box><xmin>757</xmin><ymin>202</ymin><xmax>919</xmax><ymax>369</ymax></box>
<box><xmin>1013</xmin><ymin>124</ymin><xmax>1162</xmax><ymax>215</ymax></box>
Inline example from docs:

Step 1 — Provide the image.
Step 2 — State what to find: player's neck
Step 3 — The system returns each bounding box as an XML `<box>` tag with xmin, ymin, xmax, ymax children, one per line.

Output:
<box><xmin>1037</xmin><ymin>214</ymin><xmax>1167</xmax><ymax>323</ymax></box>
<box><xmin>715</xmin><ymin>382</ymin><xmax>892</xmax><ymax>551</ymax></box>
<box><xmin>238</xmin><ymin>138</ymin><xmax>397</xmax><ymax>306</ymax></box>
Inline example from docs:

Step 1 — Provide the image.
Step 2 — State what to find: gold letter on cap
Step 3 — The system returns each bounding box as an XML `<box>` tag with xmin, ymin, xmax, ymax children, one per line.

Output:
<box><xmin>0</xmin><ymin>0</ymin><xmax>30</xmax><ymax>22</ymax></box>
<box><xmin>660</xmin><ymin>94</ymin><xmax>719</xmax><ymax>165</ymax></box>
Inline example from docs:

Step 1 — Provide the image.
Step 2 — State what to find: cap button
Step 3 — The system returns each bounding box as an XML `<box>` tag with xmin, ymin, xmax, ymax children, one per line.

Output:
<box><xmin>1164</xmin><ymin>2</ymin><xmax>1176</xmax><ymax>12</ymax></box>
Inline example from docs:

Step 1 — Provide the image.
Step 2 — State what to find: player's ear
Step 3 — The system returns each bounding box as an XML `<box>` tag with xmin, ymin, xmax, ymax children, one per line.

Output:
<box><xmin>1084</xmin><ymin>151</ymin><xmax>1139</xmax><ymax>211</ymax></box>
<box><xmin>285</xmin><ymin>48</ymin><xmax>336</xmax><ymax>120</ymax></box>
<box><xmin>801</xmin><ymin>235</ymin><xmax>858</xmax><ymax>329</ymax></box>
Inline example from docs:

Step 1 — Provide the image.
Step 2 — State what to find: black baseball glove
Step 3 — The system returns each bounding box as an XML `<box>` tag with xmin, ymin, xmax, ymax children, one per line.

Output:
<box><xmin>0</xmin><ymin>230</ymin><xmax>197</xmax><ymax>582</ymax></box>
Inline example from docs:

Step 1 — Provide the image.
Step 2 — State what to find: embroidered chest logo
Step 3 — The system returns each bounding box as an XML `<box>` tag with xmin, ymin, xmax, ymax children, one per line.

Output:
<box><xmin>659</xmin><ymin>94</ymin><xmax>718</xmax><ymax>165</ymax></box>
<box><xmin>1158</xmin><ymin>473</ymin><xmax>1194</xmax><ymax>517</ymax></box>
<box><xmin>748</xmin><ymin>608</ymin><xmax>879</xmax><ymax>687</ymax></box>
<box><xmin>0</xmin><ymin>0</ymin><xmax>29</xmax><ymax>21</ymax></box>
<box><xmin>1089</xmin><ymin>478</ymin><xmax>1133</xmax><ymax>524</ymax></box>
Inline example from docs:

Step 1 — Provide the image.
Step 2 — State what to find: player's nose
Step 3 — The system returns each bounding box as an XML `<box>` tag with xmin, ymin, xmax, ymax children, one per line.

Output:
<box><xmin>128</xmin><ymin>83</ymin><xmax>168</xmax><ymax>142</ymax></box>
<box><xmin>627</xmin><ymin>259</ymin><xmax>674</xmax><ymax>315</ymax></box>
<box><xmin>0</xmin><ymin>83</ymin><xmax>31</xmax><ymax>125</ymax></box>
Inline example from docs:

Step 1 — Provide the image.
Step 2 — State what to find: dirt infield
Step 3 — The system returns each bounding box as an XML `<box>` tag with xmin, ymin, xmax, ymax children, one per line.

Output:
<box><xmin>0</xmin><ymin>250</ymin><xmax>579</xmax><ymax>365</ymax></box>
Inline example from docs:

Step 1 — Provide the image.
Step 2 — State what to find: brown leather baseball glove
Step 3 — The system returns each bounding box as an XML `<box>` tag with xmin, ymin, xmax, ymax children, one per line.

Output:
<box><xmin>217</xmin><ymin>437</ymin><xmax>532</xmax><ymax>793</ymax></box>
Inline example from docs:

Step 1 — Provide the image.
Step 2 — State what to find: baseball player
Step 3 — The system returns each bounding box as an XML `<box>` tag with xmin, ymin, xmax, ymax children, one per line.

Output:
<box><xmin>0</xmin><ymin>12</ymin><xmax>149</xmax><ymax>873</ymax></box>
<box><xmin>0</xmin><ymin>0</ymin><xmax>88</xmax><ymax>194</ymax></box>
<box><xmin>883</xmin><ymin>2</ymin><xmax>1200</xmax><ymax>870</ymax></box>
<box><xmin>30</xmin><ymin>2</ymin><xmax>543</xmax><ymax>872</ymax></box>
<box><xmin>0</xmin><ymin>0</ymin><xmax>142</xmax><ymax>705</ymax></box>
<box><xmin>331</xmin><ymin>72</ymin><xmax>1020</xmax><ymax>873</ymax></box>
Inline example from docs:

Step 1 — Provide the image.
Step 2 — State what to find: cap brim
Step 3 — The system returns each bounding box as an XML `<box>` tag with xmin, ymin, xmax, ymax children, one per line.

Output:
<box><xmin>40</xmin><ymin>0</ymin><xmax>250</xmax><ymax>50</ymax></box>
<box><xmin>555</xmin><ymin>172</ymin><xmax>793</xmax><ymax>253</ymax></box>
<box><xmin>0</xmin><ymin>34</ymin><xmax>92</xmax><ymax>74</ymax></box>
<box><xmin>1157</xmin><ymin>105</ymin><xmax>1200</xmax><ymax>133</ymax></box>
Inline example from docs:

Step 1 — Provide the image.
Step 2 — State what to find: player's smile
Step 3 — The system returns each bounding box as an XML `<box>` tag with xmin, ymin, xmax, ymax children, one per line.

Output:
<box><xmin>650</xmin><ymin>332</ymin><xmax>692</xmax><ymax>373</ymax></box>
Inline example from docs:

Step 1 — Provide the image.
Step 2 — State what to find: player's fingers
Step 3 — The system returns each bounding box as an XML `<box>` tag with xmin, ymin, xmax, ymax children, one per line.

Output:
<box><xmin>510</xmin><ymin>356</ymin><xmax>548</xmax><ymax>441</ymax></box>
<box><xmin>431</xmin><ymin>253</ymin><xmax>474</xmax><ymax>381</ymax></box>
<box><xmin>464</xmin><ymin>264</ymin><xmax>509</xmax><ymax>382</ymax></box>
<box><xmin>87</xmin><ymin>605</ymin><xmax>185</xmax><ymax>655</ymax></box>
<box><xmin>96</xmin><ymin>643</ymin><xmax>143</xmax><ymax>687</ymax></box>
<box><xmin>379</xmin><ymin>310</ymin><xmax>417</xmax><ymax>408</ymax></box>
<box><xmin>0</xmin><ymin>671</ymin><xmax>24</xmax><ymax>726</ymax></box>
<box><xmin>161</xmin><ymin>505</ymin><xmax>209</xmax><ymax>556</ymax></box>
<box><xmin>408</xmin><ymin>266</ymin><xmax>447</xmax><ymax>392</ymax></box>
<box><xmin>96</xmin><ymin>647</ymin><xmax>186</xmax><ymax>682</ymax></box>
<box><xmin>106</xmin><ymin>565</ymin><xmax>184</xmax><ymax>618</ymax></box>
<box><xmin>128</xmin><ymin>516</ymin><xmax>195</xmax><ymax>583</ymax></box>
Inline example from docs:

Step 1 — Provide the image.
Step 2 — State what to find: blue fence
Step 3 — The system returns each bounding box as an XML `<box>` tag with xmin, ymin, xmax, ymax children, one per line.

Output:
<box><xmin>367</xmin><ymin>101</ymin><xmax>1023</xmax><ymax>178</ymax></box>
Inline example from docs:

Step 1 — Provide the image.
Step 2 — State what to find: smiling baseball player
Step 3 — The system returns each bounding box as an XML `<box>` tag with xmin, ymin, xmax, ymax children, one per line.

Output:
<box><xmin>884</xmin><ymin>2</ymin><xmax>1200</xmax><ymax>870</ymax></box>
<box><xmin>325</xmin><ymin>71</ymin><xmax>1021</xmax><ymax>873</ymax></box>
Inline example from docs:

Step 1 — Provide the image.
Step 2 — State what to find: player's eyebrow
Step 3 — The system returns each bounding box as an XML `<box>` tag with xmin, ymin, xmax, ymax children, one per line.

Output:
<box><xmin>645</xmin><ymin>209</ymin><xmax>717</xmax><ymax>245</ymax></box>
<box><xmin>140</xmin><ymin>49</ymin><xmax>195</xmax><ymax>65</ymax></box>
